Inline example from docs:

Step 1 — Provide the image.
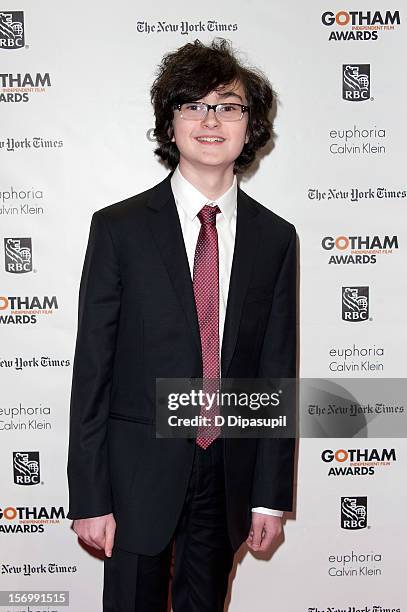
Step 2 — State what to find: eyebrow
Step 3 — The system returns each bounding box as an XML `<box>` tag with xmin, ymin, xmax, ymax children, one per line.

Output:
<box><xmin>216</xmin><ymin>90</ymin><xmax>244</xmax><ymax>102</ymax></box>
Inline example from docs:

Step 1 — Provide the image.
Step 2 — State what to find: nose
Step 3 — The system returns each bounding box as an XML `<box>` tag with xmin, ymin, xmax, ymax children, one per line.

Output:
<box><xmin>202</xmin><ymin>108</ymin><xmax>219</xmax><ymax>128</ymax></box>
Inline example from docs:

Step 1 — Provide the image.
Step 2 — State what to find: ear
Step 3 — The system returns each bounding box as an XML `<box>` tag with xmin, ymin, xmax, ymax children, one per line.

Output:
<box><xmin>168</xmin><ymin>123</ymin><xmax>175</xmax><ymax>143</ymax></box>
<box><xmin>244</xmin><ymin>131</ymin><xmax>249</xmax><ymax>145</ymax></box>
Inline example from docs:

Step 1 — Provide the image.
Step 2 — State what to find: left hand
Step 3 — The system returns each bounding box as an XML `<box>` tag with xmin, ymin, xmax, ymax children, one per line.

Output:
<box><xmin>246</xmin><ymin>513</ymin><xmax>282</xmax><ymax>553</ymax></box>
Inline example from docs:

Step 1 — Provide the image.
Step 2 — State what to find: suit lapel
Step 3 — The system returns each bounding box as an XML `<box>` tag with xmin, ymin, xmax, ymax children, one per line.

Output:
<box><xmin>146</xmin><ymin>174</ymin><xmax>261</xmax><ymax>377</ymax></box>
<box><xmin>146</xmin><ymin>174</ymin><xmax>202</xmax><ymax>358</ymax></box>
<box><xmin>221</xmin><ymin>188</ymin><xmax>261</xmax><ymax>376</ymax></box>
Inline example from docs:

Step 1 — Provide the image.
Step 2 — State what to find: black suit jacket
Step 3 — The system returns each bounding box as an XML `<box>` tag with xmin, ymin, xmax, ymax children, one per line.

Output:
<box><xmin>67</xmin><ymin>172</ymin><xmax>297</xmax><ymax>555</ymax></box>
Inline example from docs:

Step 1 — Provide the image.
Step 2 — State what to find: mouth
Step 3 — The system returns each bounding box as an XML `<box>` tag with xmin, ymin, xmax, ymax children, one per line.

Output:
<box><xmin>195</xmin><ymin>136</ymin><xmax>226</xmax><ymax>145</ymax></box>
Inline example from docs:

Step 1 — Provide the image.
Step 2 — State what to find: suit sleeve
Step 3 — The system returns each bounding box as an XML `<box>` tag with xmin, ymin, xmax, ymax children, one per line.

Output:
<box><xmin>67</xmin><ymin>211</ymin><xmax>122</xmax><ymax>519</ymax></box>
<box><xmin>251</xmin><ymin>225</ymin><xmax>297</xmax><ymax>511</ymax></box>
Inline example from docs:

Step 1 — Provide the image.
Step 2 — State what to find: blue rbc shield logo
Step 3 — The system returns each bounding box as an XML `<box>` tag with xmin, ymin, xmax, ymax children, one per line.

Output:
<box><xmin>342</xmin><ymin>64</ymin><xmax>370</xmax><ymax>101</ymax></box>
<box><xmin>0</xmin><ymin>11</ymin><xmax>25</xmax><ymax>49</ymax></box>
<box><xmin>4</xmin><ymin>237</ymin><xmax>33</xmax><ymax>273</ymax></box>
<box><xmin>342</xmin><ymin>286</ymin><xmax>369</xmax><ymax>322</ymax></box>
<box><xmin>341</xmin><ymin>496</ymin><xmax>367</xmax><ymax>529</ymax></box>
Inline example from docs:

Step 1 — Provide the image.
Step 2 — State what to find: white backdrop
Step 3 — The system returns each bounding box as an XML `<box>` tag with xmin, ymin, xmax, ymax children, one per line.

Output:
<box><xmin>1</xmin><ymin>1</ymin><xmax>406</xmax><ymax>610</ymax></box>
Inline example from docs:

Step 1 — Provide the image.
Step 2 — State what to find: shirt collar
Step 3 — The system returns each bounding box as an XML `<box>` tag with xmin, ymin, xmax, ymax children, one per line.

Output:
<box><xmin>170</xmin><ymin>165</ymin><xmax>237</xmax><ymax>223</ymax></box>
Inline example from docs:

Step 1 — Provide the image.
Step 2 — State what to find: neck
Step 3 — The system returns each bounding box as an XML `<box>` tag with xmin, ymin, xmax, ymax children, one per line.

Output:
<box><xmin>178</xmin><ymin>160</ymin><xmax>234</xmax><ymax>200</ymax></box>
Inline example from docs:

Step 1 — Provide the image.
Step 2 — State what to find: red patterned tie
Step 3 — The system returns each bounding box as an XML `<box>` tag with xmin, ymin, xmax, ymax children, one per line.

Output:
<box><xmin>193</xmin><ymin>204</ymin><xmax>221</xmax><ymax>449</ymax></box>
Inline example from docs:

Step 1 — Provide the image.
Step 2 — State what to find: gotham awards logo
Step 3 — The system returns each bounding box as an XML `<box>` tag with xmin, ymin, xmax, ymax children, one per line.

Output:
<box><xmin>0</xmin><ymin>11</ymin><xmax>24</xmax><ymax>49</ymax></box>
<box><xmin>321</xmin><ymin>234</ymin><xmax>398</xmax><ymax>264</ymax></box>
<box><xmin>342</xmin><ymin>287</ymin><xmax>369</xmax><ymax>322</ymax></box>
<box><xmin>321</xmin><ymin>10</ymin><xmax>400</xmax><ymax>41</ymax></box>
<box><xmin>343</xmin><ymin>64</ymin><xmax>371</xmax><ymax>101</ymax></box>
<box><xmin>13</xmin><ymin>451</ymin><xmax>40</xmax><ymax>485</ymax></box>
<box><xmin>4</xmin><ymin>237</ymin><xmax>32</xmax><ymax>273</ymax></box>
<box><xmin>341</xmin><ymin>496</ymin><xmax>368</xmax><ymax>529</ymax></box>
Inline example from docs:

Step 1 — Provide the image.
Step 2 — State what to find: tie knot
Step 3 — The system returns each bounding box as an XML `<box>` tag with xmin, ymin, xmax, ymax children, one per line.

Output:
<box><xmin>197</xmin><ymin>204</ymin><xmax>221</xmax><ymax>226</ymax></box>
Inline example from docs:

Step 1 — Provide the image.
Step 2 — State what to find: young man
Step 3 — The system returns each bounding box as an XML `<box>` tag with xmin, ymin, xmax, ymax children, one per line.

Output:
<box><xmin>67</xmin><ymin>38</ymin><xmax>297</xmax><ymax>611</ymax></box>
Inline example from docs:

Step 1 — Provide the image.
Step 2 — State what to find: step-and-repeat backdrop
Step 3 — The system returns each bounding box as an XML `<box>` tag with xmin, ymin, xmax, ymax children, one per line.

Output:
<box><xmin>1</xmin><ymin>1</ymin><xmax>406</xmax><ymax>610</ymax></box>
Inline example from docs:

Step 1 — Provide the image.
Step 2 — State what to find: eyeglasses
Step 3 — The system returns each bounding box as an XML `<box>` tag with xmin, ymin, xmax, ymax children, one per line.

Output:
<box><xmin>174</xmin><ymin>102</ymin><xmax>249</xmax><ymax>122</ymax></box>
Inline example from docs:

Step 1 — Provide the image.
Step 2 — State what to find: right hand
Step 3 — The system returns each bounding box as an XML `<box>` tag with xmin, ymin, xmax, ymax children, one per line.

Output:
<box><xmin>72</xmin><ymin>513</ymin><xmax>116</xmax><ymax>557</ymax></box>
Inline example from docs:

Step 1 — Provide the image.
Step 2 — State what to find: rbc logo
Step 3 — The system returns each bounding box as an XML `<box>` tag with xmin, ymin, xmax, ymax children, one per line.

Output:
<box><xmin>341</xmin><ymin>496</ymin><xmax>367</xmax><ymax>529</ymax></box>
<box><xmin>342</xmin><ymin>286</ymin><xmax>369</xmax><ymax>322</ymax></box>
<box><xmin>0</xmin><ymin>12</ymin><xmax>25</xmax><ymax>49</ymax></box>
<box><xmin>342</xmin><ymin>64</ymin><xmax>371</xmax><ymax>101</ymax></box>
<box><xmin>13</xmin><ymin>452</ymin><xmax>40</xmax><ymax>485</ymax></box>
<box><xmin>4</xmin><ymin>238</ymin><xmax>33</xmax><ymax>273</ymax></box>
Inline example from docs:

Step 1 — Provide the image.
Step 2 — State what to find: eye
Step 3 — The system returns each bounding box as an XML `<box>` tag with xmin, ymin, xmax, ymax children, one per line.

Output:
<box><xmin>220</xmin><ymin>104</ymin><xmax>240</xmax><ymax>112</ymax></box>
<box><xmin>184</xmin><ymin>103</ymin><xmax>203</xmax><ymax>111</ymax></box>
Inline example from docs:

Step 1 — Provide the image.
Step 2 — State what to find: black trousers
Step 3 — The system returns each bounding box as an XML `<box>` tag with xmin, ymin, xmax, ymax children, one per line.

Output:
<box><xmin>103</xmin><ymin>438</ymin><xmax>235</xmax><ymax>611</ymax></box>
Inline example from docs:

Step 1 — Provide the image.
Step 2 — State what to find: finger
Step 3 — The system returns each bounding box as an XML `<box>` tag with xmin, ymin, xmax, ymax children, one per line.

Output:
<box><xmin>77</xmin><ymin>534</ymin><xmax>101</xmax><ymax>549</ymax></box>
<box><xmin>88</xmin><ymin>533</ymin><xmax>105</xmax><ymax>551</ymax></box>
<box><xmin>104</xmin><ymin>523</ymin><xmax>116</xmax><ymax>558</ymax></box>
<box><xmin>251</xmin><ymin>524</ymin><xmax>264</xmax><ymax>550</ymax></box>
<box><xmin>258</xmin><ymin>529</ymin><xmax>274</xmax><ymax>551</ymax></box>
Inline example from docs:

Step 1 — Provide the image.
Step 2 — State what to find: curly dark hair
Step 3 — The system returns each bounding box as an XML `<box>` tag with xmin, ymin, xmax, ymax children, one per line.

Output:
<box><xmin>150</xmin><ymin>38</ymin><xmax>274</xmax><ymax>174</ymax></box>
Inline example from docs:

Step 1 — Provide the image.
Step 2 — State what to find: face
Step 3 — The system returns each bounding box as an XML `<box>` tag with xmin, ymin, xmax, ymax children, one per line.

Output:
<box><xmin>170</xmin><ymin>80</ymin><xmax>249</xmax><ymax>173</ymax></box>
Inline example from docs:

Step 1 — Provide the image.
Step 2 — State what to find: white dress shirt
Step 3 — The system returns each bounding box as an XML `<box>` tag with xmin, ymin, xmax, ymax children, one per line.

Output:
<box><xmin>170</xmin><ymin>165</ymin><xmax>283</xmax><ymax>519</ymax></box>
